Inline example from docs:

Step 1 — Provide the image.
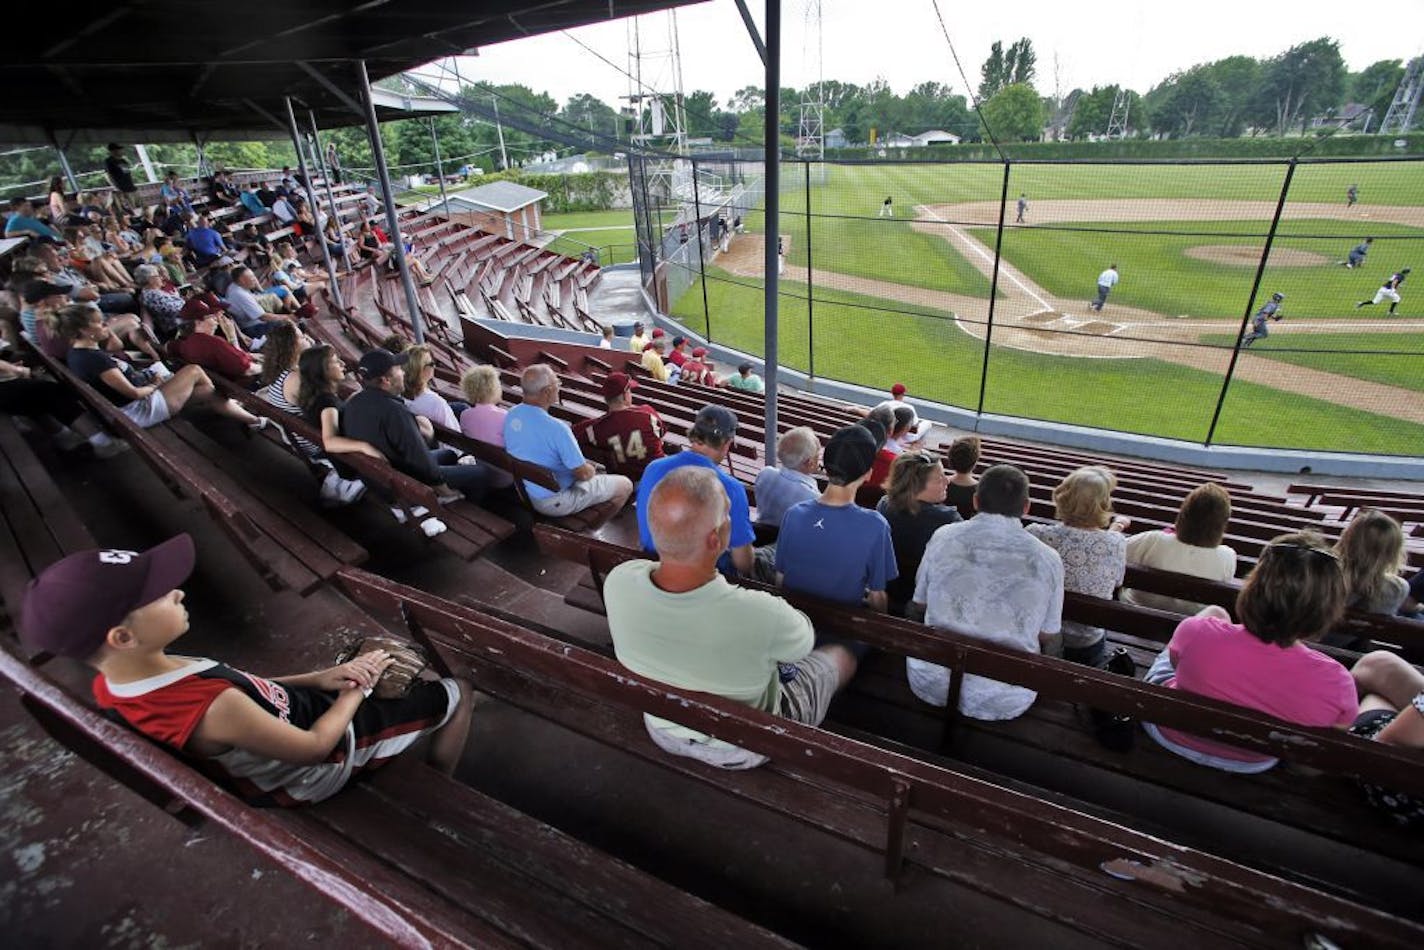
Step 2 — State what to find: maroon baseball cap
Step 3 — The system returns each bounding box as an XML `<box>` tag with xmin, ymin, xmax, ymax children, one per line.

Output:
<box><xmin>891</xmin><ymin>382</ymin><xmax>907</xmax><ymax>398</ymax></box>
<box><xmin>691</xmin><ymin>346</ymin><xmax>707</xmax><ymax>358</ymax></box>
<box><xmin>20</xmin><ymin>534</ymin><xmax>196</xmax><ymax>659</ymax></box>
<box><xmin>601</xmin><ymin>371</ymin><xmax>636</xmax><ymax>398</ymax></box>
<box><xmin>179</xmin><ymin>295</ymin><xmax>221</xmax><ymax>322</ymax></box>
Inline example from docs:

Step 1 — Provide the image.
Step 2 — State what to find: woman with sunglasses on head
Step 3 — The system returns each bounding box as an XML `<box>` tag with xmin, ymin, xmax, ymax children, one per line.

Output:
<box><xmin>1142</xmin><ymin>532</ymin><xmax>1357</xmax><ymax>773</ymax></box>
<box><xmin>877</xmin><ymin>450</ymin><xmax>961</xmax><ymax>616</ymax></box>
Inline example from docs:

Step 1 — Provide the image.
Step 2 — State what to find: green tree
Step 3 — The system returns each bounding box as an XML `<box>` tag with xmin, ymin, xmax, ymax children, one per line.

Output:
<box><xmin>1147</xmin><ymin>67</ymin><xmax>1221</xmax><ymax>137</ymax></box>
<box><xmin>1065</xmin><ymin>85</ymin><xmax>1128</xmax><ymax>139</ymax></box>
<box><xmin>1201</xmin><ymin>56</ymin><xmax>1261</xmax><ymax>136</ymax></box>
<box><xmin>979</xmin><ymin>37</ymin><xmax>1036</xmax><ymax>100</ymax></box>
<box><xmin>560</xmin><ymin>93</ymin><xmax>621</xmax><ymax>143</ymax></box>
<box><xmin>979</xmin><ymin>83</ymin><xmax>1045</xmax><ymax>142</ymax></box>
<box><xmin>1251</xmin><ymin>38</ymin><xmax>1346</xmax><ymax>135</ymax></box>
<box><xmin>1351</xmin><ymin>59</ymin><xmax>1405</xmax><ymax>125</ymax></box>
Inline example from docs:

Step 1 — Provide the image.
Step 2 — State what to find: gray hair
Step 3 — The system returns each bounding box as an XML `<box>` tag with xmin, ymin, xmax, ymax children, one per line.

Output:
<box><xmin>520</xmin><ymin>363</ymin><xmax>556</xmax><ymax>396</ymax></box>
<box><xmin>648</xmin><ymin>466</ymin><xmax>729</xmax><ymax>562</ymax></box>
<box><xmin>133</xmin><ymin>264</ymin><xmax>160</xmax><ymax>285</ymax></box>
<box><xmin>777</xmin><ymin>426</ymin><xmax>819</xmax><ymax>471</ymax></box>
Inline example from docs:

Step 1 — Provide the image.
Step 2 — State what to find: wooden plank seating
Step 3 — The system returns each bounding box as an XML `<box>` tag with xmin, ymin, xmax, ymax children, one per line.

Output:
<box><xmin>336</xmin><ymin>566</ymin><xmax>1424</xmax><ymax>947</ymax></box>
<box><xmin>0</xmin><ymin>639</ymin><xmax>789</xmax><ymax>950</ymax></box>
<box><xmin>530</xmin><ymin>525</ymin><xmax>1424</xmax><ymax>907</ymax></box>
<box><xmin>212</xmin><ymin>377</ymin><xmax>515</xmax><ymax>562</ymax></box>
<box><xmin>1289</xmin><ymin>483</ymin><xmax>1424</xmax><ymax>512</ymax></box>
<box><xmin>0</xmin><ymin>416</ymin><xmax>96</xmax><ymax>639</ymax></box>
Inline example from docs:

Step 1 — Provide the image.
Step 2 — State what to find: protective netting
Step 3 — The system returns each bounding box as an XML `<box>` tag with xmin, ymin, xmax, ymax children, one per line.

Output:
<box><xmin>650</xmin><ymin>156</ymin><xmax>1424</xmax><ymax>457</ymax></box>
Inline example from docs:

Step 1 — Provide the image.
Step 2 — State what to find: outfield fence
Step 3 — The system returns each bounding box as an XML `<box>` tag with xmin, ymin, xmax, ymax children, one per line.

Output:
<box><xmin>633</xmin><ymin>154</ymin><xmax>1424</xmax><ymax>458</ymax></box>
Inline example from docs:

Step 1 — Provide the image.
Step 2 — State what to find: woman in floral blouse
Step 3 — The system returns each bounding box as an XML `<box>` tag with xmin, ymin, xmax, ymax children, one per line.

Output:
<box><xmin>1026</xmin><ymin>465</ymin><xmax>1130</xmax><ymax>665</ymax></box>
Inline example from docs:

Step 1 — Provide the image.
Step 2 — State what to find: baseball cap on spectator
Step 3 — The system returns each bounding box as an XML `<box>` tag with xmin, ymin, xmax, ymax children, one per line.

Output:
<box><xmin>738</xmin><ymin>362</ymin><xmax>753</xmax><ymax>374</ymax></box>
<box><xmin>650</xmin><ymin>328</ymin><xmax>666</xmax><ymax>339</ymax></box>
<box><xmin>692</xmin><ymin>347</ymin><xmax>707</xmax><ymax>358</ymax></box>
<box><xmin>672</xmin><ymin>336</ymin><xmax>685</xmax><ymax>347</ymax></box>
<box><xmin>179</xmin><ymin>294</ymin><xmax>222</xmax><ymax>321</ymax></box>
<box><xmin>357</xmin><ymin>347</ymin><xmax>409</xmax><ymax>381</ymax></box>
<box><xmin>601</xmin><ymin>371</ymin><xmax>637</xmax><ymax>398</ymax></box>
<box><xmin>891</xmin><ymin>383</ymin><xmax>907</xmax><ymax>398</ymax></box>
<box><xmin>691</xmin><ymin>405</ymin><xmax>737</xmax><ymax>442</ymax></box>
<box><xmin>22</xmin><ymin>279</ymin><xmax>69</xmax><ymax>304</ymax></box>
<box><xmin>822</xmin><ymin>424</ymin><xmax>879</xmax><ymax>483</ymax></box>
<box><xmin>19</xmin><ymin>533</ymin><xmax>196</xmax><ymax>660</ymax></box>
<box><xmin>107</xmin><ymin>142</ymin><xmax>123</xmax><ymax>152</ymax></box>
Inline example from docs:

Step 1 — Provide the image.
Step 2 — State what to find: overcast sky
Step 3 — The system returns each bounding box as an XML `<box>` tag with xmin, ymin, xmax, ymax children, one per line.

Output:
<box><xmin>425</xmin><ymin>0</ymin><xmax>1422</xmax><ymax>109</ymax></box>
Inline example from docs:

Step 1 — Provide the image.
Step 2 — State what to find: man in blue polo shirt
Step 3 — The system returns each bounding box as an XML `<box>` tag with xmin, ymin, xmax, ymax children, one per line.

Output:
<box><xmin>636</xmin><ymin>405</ymin><xmax>755</xmax><ymax>577</ymax></box>
<box><xmin>185</xmin><ymin>215</ymin><xmax>230</xmax><ymax>267</ymax></box>
<box><xmin>4</xmin><ymin>198</ymin><xmax>63</xmax><ymax>243</ymax></box>
<box><xmin>503</xmin><ymin>364</ymin><xmax>632</xmax><ymax>517</ymax></box>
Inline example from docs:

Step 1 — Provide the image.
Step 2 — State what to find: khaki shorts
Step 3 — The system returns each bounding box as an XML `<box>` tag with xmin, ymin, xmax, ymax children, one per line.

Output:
<box><xmin>530</xmin><ymin>473</ymin><xmax>629</xmax><ymax>517</ymax></box>
<box><xmin>645</xmin><ymin>650</ymin><xmax>840</xmax><ymax>770</ymax></box>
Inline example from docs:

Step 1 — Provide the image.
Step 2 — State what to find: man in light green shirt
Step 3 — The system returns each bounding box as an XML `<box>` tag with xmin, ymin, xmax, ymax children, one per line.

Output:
<box><xmin>604</xmin><ymin>466</ymin><xmax>857</xmax><ymax>768</ymax></box>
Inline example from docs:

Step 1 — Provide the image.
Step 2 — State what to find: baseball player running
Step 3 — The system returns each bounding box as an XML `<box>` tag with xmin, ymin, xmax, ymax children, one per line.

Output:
<box><xmin>1356</xmin><ymin>268</ymin><xmax>1411</xmax><ymax>315</ymax></box>
<box><xmin>1240</xmin><ymin>292</ymin><xmax>1284</xmax><ymax>347</ymax></box>
<box><xmin>1089</xmin><ymin>264</ymin><xmax>1119</xmax><ymax>312</ymax></box>
<box><xmin>1338</xmin><ymin>237</ymin><xmax>1373</xmax><ymax>269</ymax></box>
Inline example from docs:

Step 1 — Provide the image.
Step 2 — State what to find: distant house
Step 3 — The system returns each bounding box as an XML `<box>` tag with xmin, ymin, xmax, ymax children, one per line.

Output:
<box><xmin>881</xmin><ymin>129</ymin><xmax>963</xmax><ymax>149</ymax></box>
<box><xmin>446</xmin><ymin>181</ymin><xmax>549</xmax><ymax>242</ymax></box>
<box><xmin>825</xmin><ymin>127</ymin><xmax>849</xmax><ymax>149</ymax></box>
<box><xmin>1311</xmin><ymin>102</ymin><xmax>1372</xmax><ymax>131</ymax></box>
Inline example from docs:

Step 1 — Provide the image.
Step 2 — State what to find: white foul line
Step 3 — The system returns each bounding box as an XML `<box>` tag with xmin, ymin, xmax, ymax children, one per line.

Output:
<box><xmin>915</xmin><ymin>204</ymin><xmax>1053</xmax><ymax>312</ymax></box>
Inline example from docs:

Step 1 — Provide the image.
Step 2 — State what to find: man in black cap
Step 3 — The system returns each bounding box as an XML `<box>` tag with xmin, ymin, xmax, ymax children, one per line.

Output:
<box><xmin>635</xmin><ymin>404</ymin><xmax>755</xmax><ymax>576</ymax></box>
<box><xmin>19</xmin><ymin>533</ymin><xmax>474</xmax><ymax>805</ymax></box>
<box><xmin>775</xmin><ymin>424</ymin><xmax>897</xmax><ymax>618</ymax></box>
<box><xmin>104</xmin><ymin>144</ymin><xmax>137</xmax><ymax>209</ymax></box>
<box><xmin>342</xmin><ymin>348</ymin><xmax>492</xmax><ymax>504</ymax></box>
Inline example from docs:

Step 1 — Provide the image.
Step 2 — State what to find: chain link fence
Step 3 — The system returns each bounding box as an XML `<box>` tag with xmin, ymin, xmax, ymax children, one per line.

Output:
<box><xmin>636</xmin><ymin>154</ymin><xmax>1424</xmax><ymax>457</ymax></box>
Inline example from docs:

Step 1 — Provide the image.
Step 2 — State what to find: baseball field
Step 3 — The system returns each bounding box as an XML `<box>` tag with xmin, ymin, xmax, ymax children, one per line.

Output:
<box><xmin>668</xmin><ymin>159</ymin><xmax>1424</xmax><ymax>456</ymax></box>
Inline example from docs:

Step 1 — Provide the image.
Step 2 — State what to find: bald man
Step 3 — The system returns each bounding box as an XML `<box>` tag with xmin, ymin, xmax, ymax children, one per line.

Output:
<box><xmin>605</xmin><ymin>466</ymin><xmax>858</xmax><ymax>769</ymax></box>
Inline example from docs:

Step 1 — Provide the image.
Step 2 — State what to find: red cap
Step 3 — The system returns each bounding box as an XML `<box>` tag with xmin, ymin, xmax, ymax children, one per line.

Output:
<box><xmin>692</xmin><ymin>347</ymin><xmax>707</xmax><ymax>358</ymax></box>
<box><xmin>20</xmin><ymin>534</ymin><xmax>196</xmax><ymax>659</ymax></box>
<box><xmin>179</xmin><ymin>295</ymin><xmax>222</xmax><ymax>321</ymax></box>
<box><xmin>891</xmin><ymin>383</ymin><xmax>907</xmax><ymax>397</ymax></box>
<box><xmin>650</xmin><ymin>327</ymin><xmax>666</xmax><ymax>338</ymax></box>
<box><xmin>601</xmin><ymin>371</ymin><xmax>636</xmax><ymax>398</ymax></box>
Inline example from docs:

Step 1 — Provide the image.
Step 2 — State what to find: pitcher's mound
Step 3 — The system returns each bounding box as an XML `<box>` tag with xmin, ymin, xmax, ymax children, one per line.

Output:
<box><xmin>1184</xmin><ymin>245</ymin><xmax>1331</xmax><ymax>267</ymax></box>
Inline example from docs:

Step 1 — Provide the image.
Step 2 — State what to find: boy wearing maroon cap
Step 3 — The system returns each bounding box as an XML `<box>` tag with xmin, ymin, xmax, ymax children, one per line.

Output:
<box><xmin>572</xmin><ymin>372</ymin><xmax>667</xmax><ymax>481</ymax></box>
<box><xmin>20</xmin><ymin>534</ymin><xmax>474</xmax><ymax>807</ymax></box>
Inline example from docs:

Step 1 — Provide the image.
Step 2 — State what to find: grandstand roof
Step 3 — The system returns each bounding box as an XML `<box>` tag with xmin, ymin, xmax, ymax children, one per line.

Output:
<box><xmin>0</xmin><ymin>0</ymin><xmax>705</xmax><ymax>145</ymax></box>
<box><xmin>449</xmin><ymin>181</ymin><xmax>550</xmax><ymax>214</ymax></box>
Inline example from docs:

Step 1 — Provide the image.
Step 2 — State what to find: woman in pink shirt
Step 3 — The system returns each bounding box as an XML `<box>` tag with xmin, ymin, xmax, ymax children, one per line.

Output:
<box><xmin>458</xmin><ymin>364</ymin><xmax>512</xmax><ymax>488</ymax></box>
<box><xmin>1142</xmin><ymin>532</ymin><xmax>1357</xmax><ymax>773</ymax></box>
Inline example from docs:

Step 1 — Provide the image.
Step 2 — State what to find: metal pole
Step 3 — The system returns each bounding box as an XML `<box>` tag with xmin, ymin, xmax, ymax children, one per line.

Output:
<box><xmin>308</xmin><ymin>110</ymin><xmax>352</xmax><ymax>277</ymax></box>
<box><xmin>1205</xmin><ymin>160</ymin><xmax>1297</xmax><ymax>447</ymax></box>
<box><xmin>975</xmin><ymin>162</ymin><xmax>1012</xmax><ymax>417</ymax></box>
<box><xmin>428</xmin><ymin>117</ymin><xmax>451</xmax><ymax>217</ymax></box>
<box><xmin>690</xmin><ymin>158</ymin><xmax>711</xmax><ymax>342</ymax></box>
<box><xmin>191</xmin><ymin>133</ymin><xmax>210</xmax><ymax>178</ymax></box>
<box><xmin>284</xmin><ymin>96</ymin><xmax>346</xmax><ymax>318</ymax></box>
<box><xmin>358</xmin><ymin>59</ymin><xmax>426</xmax><ymax>344</ymax></box>
<box><xmin>492</xmin><ymin>96</ymin><xmax>509</xmax><ymax>170</ymax></box>
<box><xmin>50</xmin><ymin>139</ymin><xmax>80</xmax><ymax>193</ymax></box>
<box><xmin>762</xmin><ymin>0</ymin><xmax>781</xmax><ymax>461</ymax></box>
<box><xmin>804</xmin><ymin>159</ymin><xmax>814</xmax><ymax>381</ymax></box>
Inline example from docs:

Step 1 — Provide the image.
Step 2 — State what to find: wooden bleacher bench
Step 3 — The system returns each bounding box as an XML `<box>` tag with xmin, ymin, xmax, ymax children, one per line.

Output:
<box><xmin>530</xmin><ymin>525</ymin><xmax>1424</xmax><ymax>909</ymax></box>
<box><xmin>0</xmin><ymin>416</ymin><xmax>95</xmax><ymax>641</ymax></box>
<box><xmin>335</xmin><ymin>567</ymin><xmax>1424</xmax><ymax>947</ymax></box>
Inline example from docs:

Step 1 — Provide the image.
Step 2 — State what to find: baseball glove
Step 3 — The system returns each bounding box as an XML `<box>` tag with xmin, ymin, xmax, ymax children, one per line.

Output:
<box><xmin>336</xmin><ymin>635</ymin><xmax>429</xmax><ymax>699</ymax></box>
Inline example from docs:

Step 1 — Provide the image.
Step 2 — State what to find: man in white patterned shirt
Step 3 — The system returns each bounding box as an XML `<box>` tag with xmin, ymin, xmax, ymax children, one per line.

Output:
<box><xmin>907</xmin><ymin>464</ymin><xmax>1064</xmax><ymax>720</ymax></box>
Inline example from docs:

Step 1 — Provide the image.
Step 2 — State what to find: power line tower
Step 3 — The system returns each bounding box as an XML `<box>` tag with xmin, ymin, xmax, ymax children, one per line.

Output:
<box><xmin>795</xmin><ymin>0</ymin><xmax>825</xmax><ymax>160</ymax></box>
<box><xmin>1105</xmin><ymin>87</ymin><xmax>1131</xmax><ymax>139</ymax></box>
<box><xmin>622</xmin><ymin>11</ymin><xmax>692</xmax><ymax>209</ymax></box>
<box><xmin>1380</xmin><ymin>57</ymin><xmax>1423</xmax><ymax>134</ymax></box>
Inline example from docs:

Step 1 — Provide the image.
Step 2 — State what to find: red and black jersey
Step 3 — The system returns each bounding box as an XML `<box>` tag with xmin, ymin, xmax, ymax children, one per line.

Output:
<box><xmin>573</xmin><ymin>405</ymin><xmax>666</xmax><ymax>480</ymax></box>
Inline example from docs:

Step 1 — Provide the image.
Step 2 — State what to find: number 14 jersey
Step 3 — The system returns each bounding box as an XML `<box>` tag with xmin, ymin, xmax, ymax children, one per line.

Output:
<box><xmin>574</xmin><ymin>405</ymin><xmax>667</xmax><ymax>481</ymax></box>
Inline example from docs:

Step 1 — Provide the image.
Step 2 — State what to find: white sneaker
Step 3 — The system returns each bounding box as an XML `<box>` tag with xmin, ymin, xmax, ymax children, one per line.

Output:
<box><xmin>389</xmin><ymin>505</ymin><xmax>431</xmax><ymax>524</ymax></box>
<box><xmin>319</xmin><ymin>469</ymin><xmax>366</xmax><ymax>507</ymax></box>
<box><xmin>419</xmin><ymin>517</ymin><xmax>448</xmax><ymax>538</ymax></box>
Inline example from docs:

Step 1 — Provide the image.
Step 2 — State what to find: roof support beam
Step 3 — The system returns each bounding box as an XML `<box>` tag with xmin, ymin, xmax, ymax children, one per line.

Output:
<box><xmin>285</xmin><ymin>95</ymin><xmax>347</xmax><ymax>322</ymax></box>
<box><xmin>733</xmin><ymin>0</ymin><xmax>767</xmax><ymax>67</ymax></box>
<box><xmin>761</xmin><ymin>0</ymin><xmax>780</xmax><ymax>463</ymax></box>
<box><xmin>241</xmin><ymin>98</ymin><xmax>288</xmax><ymax>133</ymax></box>
<box><xmin>357</xmin><ymin>58</ymin><xmax>426</xmax><ymax>344</ymax></box>
<box><xmin>296</xmin><ymin>61</ymin><xmax>366</xmax><ymax>117</ymax></box>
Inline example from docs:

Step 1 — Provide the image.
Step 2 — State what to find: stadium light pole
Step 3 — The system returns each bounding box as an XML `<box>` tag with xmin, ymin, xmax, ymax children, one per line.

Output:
<box><xmin>284</xmin><ymin>96</ymin><xmax>345</xmax><ymax>319</ymax></box>
<box><xmin>357</xmin><ymin>59</ymin><xmax>426</xmax><ymax>344</ymax></box>
<box><xmin>307</xmin><ymin>109</ymin><xmax>353</xmax><ymax>277</ymax></box>
<box><xmin>1205</xmin><ymin>160</ymin><xmax>1297</xmax><ymax>446</ymax></box>
<box><xmin>761</xmin><ymin>0</ymin><xmax>781</xmax><ymax>463</ymax></box>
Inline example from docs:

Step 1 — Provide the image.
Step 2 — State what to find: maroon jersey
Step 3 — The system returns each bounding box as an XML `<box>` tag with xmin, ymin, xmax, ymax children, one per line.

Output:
<box><xmin>574</xmin><ymin>405</ymin><xmax>666</xmax><ymax>479</ymax></box>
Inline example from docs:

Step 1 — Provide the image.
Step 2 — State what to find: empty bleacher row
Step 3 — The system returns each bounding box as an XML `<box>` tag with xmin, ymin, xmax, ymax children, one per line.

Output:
<box><xmin>5</xmin><ymin>186</ymin><xmax>1424</xmax><ymax>945</ymax></box>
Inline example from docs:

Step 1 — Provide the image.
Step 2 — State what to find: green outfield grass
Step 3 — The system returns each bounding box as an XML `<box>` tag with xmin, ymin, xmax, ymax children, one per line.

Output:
<box><xmin>965</xmin><ymin>219</ymin><xmax>1423</xmax><ymax>318</ymax></box>
<box><xmin>800</xmin><ymin>160</ymin><xmax>1424</xmax><ymax>210</ymax></box>
<box><xmin>540</xmin><ymin>209</ymin><xmax>636</xmax><ymax>230</ymax></box>
<box><xmin>1198</xmin><ymin>331</ymin><xmax>1424</xmax><ymax>393</ymax></box>
<box><xmin>670</xmin><ymin>266</ymin><xmax>1424</xmax><ymax>454</ymax></box>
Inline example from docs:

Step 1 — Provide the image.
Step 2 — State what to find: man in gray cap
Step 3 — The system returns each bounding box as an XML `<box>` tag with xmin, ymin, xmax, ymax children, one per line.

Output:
<box><xmin>635</xmin><ymin>404</ymin><xmax>755</xmax><ymax>576</ymax></box>
<box><xmin>775</xmin><ymin>424</ymin><xmax>897</xmax><ymax>619</ymax></box>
